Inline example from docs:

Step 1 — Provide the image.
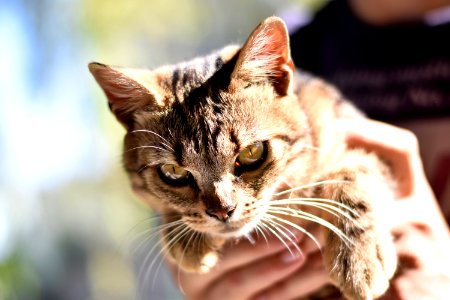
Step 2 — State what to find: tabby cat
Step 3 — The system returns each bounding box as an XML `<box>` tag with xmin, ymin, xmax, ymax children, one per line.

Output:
<box><xmin>89</xmin><ymin>17</ymin><xmax>397</xmax><ymax>300</ymax></box>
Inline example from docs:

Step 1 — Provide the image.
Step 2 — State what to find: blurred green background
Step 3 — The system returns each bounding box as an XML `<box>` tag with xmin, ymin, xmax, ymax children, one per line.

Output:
<box><xmin>0</xmin><ymin>0</ymin><xmax>323</xmax><ymax>299</ymax></box>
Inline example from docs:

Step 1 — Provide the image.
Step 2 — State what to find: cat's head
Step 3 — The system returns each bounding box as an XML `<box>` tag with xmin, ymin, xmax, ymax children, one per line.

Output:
<box><xmin>89</xmin><ymin>17</ymin><xmax>315</xmax><ymax>240</ymax></box>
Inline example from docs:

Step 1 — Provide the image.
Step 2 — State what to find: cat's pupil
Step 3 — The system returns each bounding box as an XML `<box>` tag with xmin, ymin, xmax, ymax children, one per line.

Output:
<box><xmin>235</xmin><ymin>141</ymin><xmax>266</xmax><ymax>172</ymax></box>
<box><xmin>159</xmin><ymin>164</ymin><xmax>190</xmax><ymax>184</ymax></box>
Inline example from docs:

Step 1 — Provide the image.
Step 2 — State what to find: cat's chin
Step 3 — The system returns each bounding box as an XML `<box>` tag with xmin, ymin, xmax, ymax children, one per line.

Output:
<box><xmin>212</xmin><ymin>219</ymin><xmax>259</xmax><ymax>239</ymax></box>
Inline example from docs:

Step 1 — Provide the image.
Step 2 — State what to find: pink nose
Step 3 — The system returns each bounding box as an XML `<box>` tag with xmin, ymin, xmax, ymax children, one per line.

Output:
<box><xmin>205</xmin><ymin>205</ymin><xmax>236</xmax><ymax>222</ymax></box>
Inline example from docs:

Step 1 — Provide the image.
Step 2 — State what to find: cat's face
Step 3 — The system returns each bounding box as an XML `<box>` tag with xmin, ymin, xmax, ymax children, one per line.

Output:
<box><xmin>125</xmin><ymin>83</ymin><xmax>313</xmax><ymax>238</ymax></box>
<box><xmin>89</xmin><ymin>17</ymin><xmax>315</xmax><ymax>239</ymax></box>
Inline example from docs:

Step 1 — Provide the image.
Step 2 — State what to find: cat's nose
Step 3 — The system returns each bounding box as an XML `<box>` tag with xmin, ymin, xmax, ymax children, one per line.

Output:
<box><xmin>205</xmin><ymin>205</ymin><xmax>236</xmax><ymax>222</ymax></box>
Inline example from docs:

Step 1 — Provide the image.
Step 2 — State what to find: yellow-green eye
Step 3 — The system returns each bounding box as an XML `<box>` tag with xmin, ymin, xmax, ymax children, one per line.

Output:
<box><xmin>158</xmin><ymin>164</ymin><xmax>190</xmax><ymax>185</ymax></box>
<box><xmin>235</xmin><ymin>141</ymin><xmax>267</xmax><ymax>172</ymax></box>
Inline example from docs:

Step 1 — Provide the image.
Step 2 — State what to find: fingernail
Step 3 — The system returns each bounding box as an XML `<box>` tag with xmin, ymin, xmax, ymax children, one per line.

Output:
<box><xmin>280</xmin><ymin>249</ymin><xmax>303</xmax><ymax>263</ymax></box>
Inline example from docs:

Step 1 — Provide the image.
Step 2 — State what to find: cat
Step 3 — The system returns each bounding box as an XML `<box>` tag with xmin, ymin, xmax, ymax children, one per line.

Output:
<box><xmin>89</xmin><ymin>16</ymin><xmax>397</xmax><ymax>300</ymax></box>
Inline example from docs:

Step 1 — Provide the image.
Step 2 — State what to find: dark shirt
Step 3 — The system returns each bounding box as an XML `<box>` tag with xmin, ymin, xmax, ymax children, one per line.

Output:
<box><xmin>290</xmin><ymin>0</ymin><xmax>450</xmax><ymax>121</ymax></box>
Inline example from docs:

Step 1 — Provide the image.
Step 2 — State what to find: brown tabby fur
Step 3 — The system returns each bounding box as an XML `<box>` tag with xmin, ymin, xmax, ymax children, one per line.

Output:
<box><xmin>89</xmin><ymin>17</ymin><xmax>397</xmax><ymax>300</ymax></box>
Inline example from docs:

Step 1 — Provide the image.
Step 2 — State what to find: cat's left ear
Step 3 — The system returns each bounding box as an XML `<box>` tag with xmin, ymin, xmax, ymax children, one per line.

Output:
<box><xmin>88</xmin><ymin>63</ymin><xmax>163</xmax><ymax>130</ymax></box>
<box><xmin>231</xmin><ymin>16</ymin><xmax>295</xmax><ymax>96</ymax></box>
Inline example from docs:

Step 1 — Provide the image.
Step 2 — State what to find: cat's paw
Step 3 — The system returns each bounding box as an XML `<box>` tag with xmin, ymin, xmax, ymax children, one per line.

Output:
<box><xmin>165</xmin><ymin>233</ymin><xmax>224</xmax><ymax>274</ymax></box>
<box><xmin>175</xmin><ymin>250</ymin><xmax>220</xmax><ymax>273</ymax></box>
<box><xmin>328</xmin><ymin>232</ymin><xmax>397</xmax><ymax>300</ymax></box>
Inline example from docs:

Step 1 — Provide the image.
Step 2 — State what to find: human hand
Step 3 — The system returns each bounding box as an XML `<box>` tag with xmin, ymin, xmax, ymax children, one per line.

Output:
<box><xmin>169</xmin><ymin>119</ymin><xmax>450</xmax><ymax>300</ymax></box>
<box><xmin>168</xmin><ymin>224</ymin><xmax>328</xmax><ymax>300</ymax></box>
<box><xmin>347</xmin><ymin>120</ymin><xmax>450</xmax><ymax>300</ymax></box>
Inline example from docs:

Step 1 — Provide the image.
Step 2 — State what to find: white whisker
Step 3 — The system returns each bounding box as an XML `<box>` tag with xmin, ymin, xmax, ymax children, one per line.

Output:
<box><xmin>260</xmin><ymin>218</ymin><xmax>297</xmax><ymax>258</ymax></box>
<box><xmin>122</xmin><ymin>218</ymin><xmax>159</xmax><ymax>249</ymax></box>
<box><xmin>273</xmin><ymin>180</ymin><xmax>348</xmax><ymax>196</ymax></box>
<box><xmin>272</xmin><ymin>197</ymin><xmax>359</xmax><ymax>216</ymax></box>
<box><xmin>125</xmin><ymin>145</ymin><xmax>170</xmax><ymax>153</ymax></box>
<box><xmin>255</xmin><ymin>223</ymin><xmax>270</xmax><ymax>245</ymax></box>
<box><xmin>267</xmin><ymin>207</ymin><xmax>353</xmax><ymax>248</ymax></box>
<box><xmin>130</xmin><ymin>219</ymin><xmax>184</xmax><ymax>256</ymax></box>
<box><xmin>270</xmin><ymin>198</ymin><xmax>360</xmax><ymax>220</ymax></box>
<box><xmin>130</xmin><ymin>129</ymin><xmax>174</xmax><ymax>151</ymax></box>
<box><xmin>245</xmin><ymin>233</ymin><xmax>256</xmax><ymax>245</ymax></box>
<box><xmin>176</xmin><ymin>230</ymin><xmax>199</xmax><ymax>296</ymax></box>
<box><xmin>265</xmin><ymin>213</ymin><xmax>322</xmax><ymax>252</ymax></box>
<box><xmin>262</xmin><ymin>217</ymin><xmax>303</xmax><ymax>257</ymax></box>
<box><xmin>138</xmin><ymin>223</ymin><xmax>189</xmax><ymax>297</ymax></box>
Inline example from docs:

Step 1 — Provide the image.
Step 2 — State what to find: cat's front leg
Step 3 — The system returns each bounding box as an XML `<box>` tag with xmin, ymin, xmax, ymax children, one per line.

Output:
<box><xmin>319</xmin><ymin>151</ymin><xmax>398</xmax><ymax>300</ymax></box>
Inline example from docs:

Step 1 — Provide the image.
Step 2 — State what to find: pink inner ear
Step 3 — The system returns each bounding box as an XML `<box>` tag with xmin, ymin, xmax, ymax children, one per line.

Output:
<box><xmin>261</xmin><ymin>22</ymin><xmax>295</xmax><ymax>95</ymax></box>
<box><xmin>260</xmin><ymin>22</ymin><xmax>291</xmax><ymax>65</ymax></box>
<box><xmin>90</xmin><ymin>65</ymin><xmax>150</xmax><ymax>107</ymax></box>
<box><xmin>234</xmin><ymin>17</ymin><xmax>295</xmax><ymax>95</ymax></box>
<box><xmin>89</xmin><ymin>63</ymin><xmax>155</xmax><ymax>129</ymax></box>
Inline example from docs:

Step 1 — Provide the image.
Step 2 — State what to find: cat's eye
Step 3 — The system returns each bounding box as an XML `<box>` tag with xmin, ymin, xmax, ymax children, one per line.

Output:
<box><xmin>158</xmin><ymin>164</ymin><xmax>190</xmax><ymax>186</ymax></box>
<box><xmin>235</xmin><ymin>141</ymin><xmax>267</xmax><ymax>173</ymax></box>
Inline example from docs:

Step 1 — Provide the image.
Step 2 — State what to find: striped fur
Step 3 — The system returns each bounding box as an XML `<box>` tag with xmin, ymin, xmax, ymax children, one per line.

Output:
<box><xmin>89</xmin><ymin>17</ymin><xmax>397</xmax><ymax>300</ymax></box>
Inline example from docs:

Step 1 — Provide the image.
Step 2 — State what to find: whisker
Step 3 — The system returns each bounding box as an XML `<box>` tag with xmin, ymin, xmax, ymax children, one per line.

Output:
<box><xmin>137</xmin><ymin>235</ymin><xmax>164</xmax><ymax>298</ymax></box>
<box><xmin>264</xmin><ymin>216</ymin><xmax>299</xmax><ymax>243</ymax></box>
<box><xmin>279</xmin><ymin>178</ymin><xmax>295</xmax><ymax>199</ymax></box>
<box><xmin>259</xmin><ymin>218</ymin><xmax>297</xmax><ymax>258</ymax></box>
<box><xmin>140</xmin><ymin>225</ymin><xmax>189</xmax><ymax>298</ymax></box>
<box><xmin>245</xmin><ymin>232</ymin><xmax>256</xmax><ymax>245</ymax></box>
<box><xmin>265</xmin><ymin>213</ymin><xmax>322</xmax><ymax>253</ymax></box>
<box><xmin>138</xmin><ymin>163</ymin><xmax>154</xmax><ymax>174</ymax></box>
<box><xmin>125</xmin><ymin>145</ymin><xmax>170</xmax><ymax>153</ymax></box>
<box><xmin>138</xmin><ymin>223</ymin><xmax>189</xmax><ymax>297</ymax></box>
<box><xmin>149</xmin><ymin>225</ymin><xmax>190</xmax><ymax>278</ymax></box>
<box><xmin>122</xmin><ymin>216</ymin><xmax>160</xmax><ymax>247</ymax></box>
<box><xmin>130</xmin><ymin>220</ymin><xmax>185</xmax><ymax>259</ymax></box>
<box><xmin>273</xmin><ymin>180</ymin><xmax>348</xmax><ymax>197</ymax></box>
<box><xmin>129</xmin><ymin>229</ymin><xmax>158</xmax><ymax>261</ymax></box>
<box><xmin>270</xmin><ymin>200</ymin><xmax>360</xmax><ymax>224</ymax></box>
<box><xmin>147</xmin><ymin>226</ymin><xmax>192</xmax><ymax>296</ymax></box>
<box><xmin>294</xmin><ymin>202</ymin><xmax>358</xmax><ymax>226</ymax></box>
<box><xmin>262</xmin><ymin>217</ymin><xmax>303</xmax><ymax>258</ymax></box>
<box><xmin>270</xmin><ymin>197</ymin><xmax>360</xmax><ymax>217</ymax></box>
<box><xmin>129</xmin><ymin>218</ymin><xmax>182</xmax><ymax>242</ymax></box>
<box><xmin>267</xmin><ymin>208</ymin><xmax>353</xmax><ymax>248</ymax></box>
<box><xmin>176</xmin><ymin>230</ymin><xmax>198</xmax><ymax>296</ymax></box>
<box><xmin>255</xmin><ymin>223</ymin><xmax>270</xmax><ymax>245</ymax></box>
<box><xmin>130</xmin><ymin>129</ymin><xmax>174</xmax><ymax>151</ymax></box>
<box><xmin>152</xmin><ymin>229</ymin><xmax>197</xmax><ymax>290</ymax></box>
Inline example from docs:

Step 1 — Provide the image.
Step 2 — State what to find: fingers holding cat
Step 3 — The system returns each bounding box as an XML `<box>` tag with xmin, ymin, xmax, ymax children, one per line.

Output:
<box><xmin>250</xmin><ymin>250</ymin><xmax>329</xmax><ymax>300</ymax></box>
<box><xmin>169</xmin><ymin>228</ymin><xmax>327</xmax><ymax>300</ymax></box>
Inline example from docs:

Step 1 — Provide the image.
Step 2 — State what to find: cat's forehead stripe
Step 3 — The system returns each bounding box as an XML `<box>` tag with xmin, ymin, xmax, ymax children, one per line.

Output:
<box><xmin>230</xmin><ymin>129</ymin><xmax>240</xmax><ymax>152</ymax></box>
<box><xmin>169</xmin><ymin>53</ymin><xmax>226</xmax><ymax>103</ymax></box>
<box><xmin>173</xmin><ymin>143</ymin><xmax>184</xmax><ymax>166</ymax></box>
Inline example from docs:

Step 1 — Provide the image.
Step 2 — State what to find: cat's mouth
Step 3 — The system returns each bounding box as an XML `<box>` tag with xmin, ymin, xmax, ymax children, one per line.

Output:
<box><xmin>214</xmin><ymin>218</ymin><xmax>261</xmax><ymax>238</ymax></box>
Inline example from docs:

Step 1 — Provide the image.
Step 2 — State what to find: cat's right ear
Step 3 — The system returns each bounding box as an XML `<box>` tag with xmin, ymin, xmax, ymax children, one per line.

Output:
<box><xmin>88</xmin><ymin>62</ymin><xmax>161</xmax><ymax>130</ymax></box>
